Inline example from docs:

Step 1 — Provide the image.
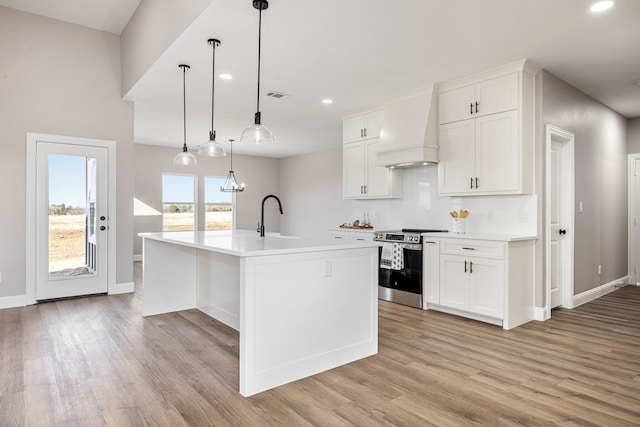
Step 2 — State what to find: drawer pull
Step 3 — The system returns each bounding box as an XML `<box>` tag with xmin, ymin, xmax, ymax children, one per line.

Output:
<box><xmin>462</xmin><ymin>247</ymin><xmax>475</xmax><ymax>250</ymax></box>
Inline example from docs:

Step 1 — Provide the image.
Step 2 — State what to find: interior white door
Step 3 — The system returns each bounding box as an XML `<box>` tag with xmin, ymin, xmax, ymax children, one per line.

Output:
<box><xmin>546</xmin><ymin>124</ymin><xmax>574</xmax><ymax>312</ymax></box>
<box><xmin>635</xmin><ymin>157</ymin><xmax>640</xmax><ymax>285</ymax></box>
<box><xmin>36</xmin><ymin>141</ymin><xmax>109</xmax><ymax>300</ymax></box>
<box><xmin>549</xmin><ymin>141</ymin><xmax>563</xmax><ymax>308</ymax></box>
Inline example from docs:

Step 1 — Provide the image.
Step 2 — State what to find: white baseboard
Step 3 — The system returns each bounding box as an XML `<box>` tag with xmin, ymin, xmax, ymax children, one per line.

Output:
<box><xmin>133</xmin><ymin>254</ymin><xmax>143</xmax><ymax>262</ymax></box>
<box><xmin>0</xmin><ymin>294</ymin><xmax>27</xmax><ymax>309</ymax></box>
<box><xmin>573</xmin><ymin>275</ymin><xmax>628</xmax><ymax>308</ymax></box>
<box><xmin>534</xmin><ymin>306</ymin><xmax>550</xmax><ymax>321</ymax></box>
<box><xmin>109</xmin><ymin>281</ymin><xmax>134</xmax><ymax>295</ymax></box>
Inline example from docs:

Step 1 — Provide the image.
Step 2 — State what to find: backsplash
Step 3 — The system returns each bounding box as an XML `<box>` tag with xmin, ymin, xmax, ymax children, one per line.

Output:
<box><xmin>352</xmin><ymin>166</ymin><xmax>538</xmax><ymax>236</ymax></box>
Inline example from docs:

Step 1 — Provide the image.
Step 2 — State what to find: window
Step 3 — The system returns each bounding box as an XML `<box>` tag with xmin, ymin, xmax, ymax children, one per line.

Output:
<box><xmin>162</xmin><ymin>174</ymin><xmax>196</xmax><ymax>231</ymax></box>
<box><xmin>205</xmin><ymin>177</ymin><xmax>233</xmax><ymax>230</ymax></box>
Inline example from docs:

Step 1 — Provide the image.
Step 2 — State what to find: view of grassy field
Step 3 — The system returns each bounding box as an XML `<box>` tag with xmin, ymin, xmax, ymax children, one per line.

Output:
<box><xmin>49</xmin><ymin>214</ymin><xmax>85</xmax><ymax>272</ymax></box>
<box><xmin>48</xmin><ymin>212</ymin><xmax>232</xmax><ymax>272</ymax></box>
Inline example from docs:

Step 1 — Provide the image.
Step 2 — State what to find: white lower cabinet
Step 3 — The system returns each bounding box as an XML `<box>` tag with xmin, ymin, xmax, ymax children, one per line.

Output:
<box><xmin>440</xmin><ymin>254</ymin><xmax>504</xmax><ymax>318</ymax></box>
<box><xmin>424</xmin><ymin>236</ymin><xmax>535</xmax><ymax>330</ymax></box>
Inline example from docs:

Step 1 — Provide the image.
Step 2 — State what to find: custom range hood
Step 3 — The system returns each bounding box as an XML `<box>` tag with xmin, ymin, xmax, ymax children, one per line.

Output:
<box><xmin>376</xmin><ymin>89</ymin><xmax>439</xmax><ymax>168</ymax></box>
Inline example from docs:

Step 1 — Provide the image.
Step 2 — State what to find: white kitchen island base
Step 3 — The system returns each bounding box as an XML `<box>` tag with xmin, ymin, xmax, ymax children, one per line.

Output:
<box><xmin>140</xmin><ymin>231</ymin><xmax>378</xmax><ymax>397</ymax></box>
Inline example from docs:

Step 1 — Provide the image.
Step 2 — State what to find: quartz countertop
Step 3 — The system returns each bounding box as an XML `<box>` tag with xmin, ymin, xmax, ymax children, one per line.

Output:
<box><xmin>139</xmin><ymin>230</ymin><xmax>379</xmax><ymax>257</ymax></box>
<box><xmin>422</xmin><ymin>232</ymin><xmax>537</xmax><ymax>242</ymax></box>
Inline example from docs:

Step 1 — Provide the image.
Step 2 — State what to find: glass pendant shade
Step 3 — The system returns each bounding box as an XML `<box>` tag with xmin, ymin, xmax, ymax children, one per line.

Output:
<box><xmin>240</xmin><ymin>117</ymin><xmax>274</xmax><ymax>145</ymax></box>
<box><xmin>174</xmin><ymin>64</ymin><xmax>197</xmax><ymax>166</ymax></box>
<box><xmin>198</xmin><ymin>132</ymin><xmax>226</xmax><ymax>157</ymax></box>
<box><xmin>199</xmin><ymin>38</ymin><xmax>226</xmax><ymax>158</ymax></box>
<box><xmin>173</xmin><ymin>146</ymin><xmax>198</xmax><ymax>166</ymax></box>
<box><xmin>220</xmin><ymin>139</ymin><xmax>245</xmax><ymax>192</ymax></box>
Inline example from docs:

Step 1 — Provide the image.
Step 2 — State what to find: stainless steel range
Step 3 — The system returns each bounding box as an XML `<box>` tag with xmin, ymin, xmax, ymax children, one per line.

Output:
<box><xmin>374</xmin><ymin>228</ymin><xmax>448</xmax><ymax>308</ymax></box>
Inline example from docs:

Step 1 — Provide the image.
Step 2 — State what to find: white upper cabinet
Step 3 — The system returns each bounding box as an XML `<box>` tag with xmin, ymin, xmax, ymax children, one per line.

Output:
<box><xmin>439</xmin><ymin>73</ymin><xmax>518</xmax><ymax>124</ymax></box>
<box><xmin>343</xmin><ymin>138</ymin><xmax>402</xmax><ymax>199</ymax></box>
<box><xmin>437</xmin><ymin>60</ymin><xmax>536</xmax><ymax>196</ymax></box>
<box><xmin>343</xmin><ymin>110</ymin><xmax>384</xmax><ymax>143</ymax></box>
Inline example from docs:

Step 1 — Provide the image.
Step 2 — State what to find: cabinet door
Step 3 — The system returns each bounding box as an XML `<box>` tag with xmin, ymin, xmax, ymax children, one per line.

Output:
<box><xmin>475</xmin><ymin>74</ymin><xmax>518</xmax><ymax>118</ymax></box>
<box><xmin>343</xmin><ymin>116</ymin><xmax>365</xmax><ymax>143</ymax></box>
<box><xmin>343</xmin><ymin>142</ymin><xmax>365</xmax><ymax>198</ymax></box>
<box><xmin>439</xmin><ymin>255</ymin><xmax>469</xmax><ymax>311</ymax></box>
<box><xmin>438</xmin><ymin>84</ymin><xmax>475</xmax><ymax>124</ymax></box>
<box><xmin>468</xmin><ymin>257</ymin><xmax>504</xmax><ymax>318</ymax></box>
<box><xmin>329</xmin><ymin>231</ymin><xmax>349</xmax><ymax>240</ymax></box>
<box><xmin>363</xmin><ymin>110</ymin><xmax>384</xmax><ymax>140</ymax></box>
<box><xmin>475</xmin><ymin>110</ymin><xmax>519</xmax><ymax>193</ymax></box>
<box><xmin>365</xmin><ymin>139</ymin><xmax>392</xmax><ymax>197</ymax></box>
<box><xmin>438</xmin><ymin>120</ymin><xmax>476</xmax><ymax>195</ymax></box>
<box><xmin>423</xmin><ymin>240</ymin><xmax>440</xmax><ymax>305</ymax></box>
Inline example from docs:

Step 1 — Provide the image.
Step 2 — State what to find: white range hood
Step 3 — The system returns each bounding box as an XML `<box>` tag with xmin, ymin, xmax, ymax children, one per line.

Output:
<box><xmin>376</xmin><ymin>89</ymin><xmax>438</xmax><ymax>168</ymax></box>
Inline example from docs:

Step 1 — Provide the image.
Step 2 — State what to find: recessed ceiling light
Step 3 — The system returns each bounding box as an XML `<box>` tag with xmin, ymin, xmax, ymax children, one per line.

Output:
<box><xmin>322</xmin><ymin>98</ymin><xmax>333</xmax><ymax>105</ymax></box>
<box><xmin>590</xmin><ymin>1</ymin><xmax>614</xmax><ymax>12</ymax></box>
<box><xmin>219</xmin><ymin>73</ymin><xmax>233</xmax><ymax>80</ymax></box>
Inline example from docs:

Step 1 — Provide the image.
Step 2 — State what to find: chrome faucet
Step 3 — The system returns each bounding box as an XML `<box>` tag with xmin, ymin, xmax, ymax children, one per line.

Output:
<box><xmin>259</xmin><ymin>194</ymin><xmax>283</xmax><ymax>237</ymax></box>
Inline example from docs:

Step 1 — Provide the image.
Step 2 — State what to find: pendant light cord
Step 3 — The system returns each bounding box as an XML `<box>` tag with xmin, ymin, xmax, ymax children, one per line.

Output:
<box><xmin>256</xmin><ymin>6</ymin><xmax>262</xmax><ymax>114</ymax></box>
<box><xmin>229</xmin><ymin>139</ymin><xmax>234</xmax><ymax>170</ymax></box>
<box><xmin>210</xmin><ymin>40</ymin><xmax>217</xmax><ymax>137</ymax></box>
<box><xmin>182</xmin><ymin>65</ymin><xmax>188</xmax><ymax>151</ymax></box>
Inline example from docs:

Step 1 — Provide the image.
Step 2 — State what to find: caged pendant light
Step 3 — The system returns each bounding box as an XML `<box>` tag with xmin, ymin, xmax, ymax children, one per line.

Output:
<box><xmin>173</xmin><ymin>64</ymin><xmax>198</xmax><ymax>166</ymax></box>
<box><xmin>220</xmin><ymin>139</ymin><xmax>245</xmax><ymax>192</ymax></box>
<box><xmin>240</xmin><ymin>0</ymin><xmax>274</xmax><ymax>145</ymax></box>
<box><xmin>198</xmin><ymin>38</ymin><xmax>226</xmax><ymax>157</ymax></box>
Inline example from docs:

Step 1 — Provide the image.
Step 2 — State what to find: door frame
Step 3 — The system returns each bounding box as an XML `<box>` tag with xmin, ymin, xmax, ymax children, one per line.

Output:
<box><xmin>26</xmin><ymin>133</ymin><xmax>117</xmax><ymax>305</ymax></box>
<box><xmin>627</xmin><ymin>154</ymin><xmax>640</xmax><ymax>286</ymax></box>
<box><xmin>545</xmin><ymin>125</ymin><xmax>575</xmax><ymax>314</ymax></box>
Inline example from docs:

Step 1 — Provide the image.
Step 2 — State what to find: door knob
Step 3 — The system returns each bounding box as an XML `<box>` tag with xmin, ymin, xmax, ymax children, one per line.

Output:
<box><xmin>559</xmin><ymin>229</ymin><xmax>567</xmax><ymax>235</ymax></box>
<box><xmin>100</xmin><ymin>216</ymin><xmax>106</xmax><ymax>221</ymax></box>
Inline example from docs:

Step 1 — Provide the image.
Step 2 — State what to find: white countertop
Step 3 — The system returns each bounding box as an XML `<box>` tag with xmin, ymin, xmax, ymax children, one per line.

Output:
<box><xmin>328</xmin><ymin>227</ymin><xmax>376</xmax><ymax>234</ymax></box>
<box><xmin>422</xmin><ymin>232</ymin><xmax>537</xmax><ymax>242</ymax></box>
<box><xmin>139</xmin><ymin>230</ymin><xmax>379</xmax><ymax>257</ymax></box>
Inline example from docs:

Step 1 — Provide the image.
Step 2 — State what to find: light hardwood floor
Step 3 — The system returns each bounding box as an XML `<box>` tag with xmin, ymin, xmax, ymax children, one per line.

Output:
<box><xmin>1</xmin><ymin>263</ymin><xmax>639</xmax><ymax>426</ymax></box>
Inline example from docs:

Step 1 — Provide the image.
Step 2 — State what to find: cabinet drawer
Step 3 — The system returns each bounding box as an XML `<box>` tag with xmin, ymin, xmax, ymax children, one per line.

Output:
<box><xmin>440</xmin><ymin>239</ymin><xmax>505</xmax><ymax>259</ymax></box>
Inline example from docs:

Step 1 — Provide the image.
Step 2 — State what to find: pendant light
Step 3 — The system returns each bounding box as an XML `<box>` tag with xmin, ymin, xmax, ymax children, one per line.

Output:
<box><xmin>220</xmin><ymin>139</ymin><xmax>245</xmax><ymax>192</ymax></box>
<box><xmin>198</xmin><ymin>39</ymin><xmax>226</xmax><ymax>157</ymax></box>
<box><xmin>173</xmin><ymin>64</ymin><xmax>198</xmax><ymax>166</ymax></box>
<box><xmin>240</xmin><ymin>0</ymin><xmax>274</xmax><ymax>145</ymax></box>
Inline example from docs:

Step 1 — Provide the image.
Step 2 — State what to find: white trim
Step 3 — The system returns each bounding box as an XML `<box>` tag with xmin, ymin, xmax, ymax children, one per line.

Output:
<box><xmin>133</xmin><ymin>254</ymin><xmax>143</xmax><ymax>262</ymax></box>
<box><xmin>109</xmin><ymin>281</ymin><xmax>134</xmax><ymax>295</ymax></box>
<box><xmin>627</xmin><ymin>154</ymin><xmax>640</xmax><ymax>286</ymax></box>
<box><xmin>534</xmin><ymin>306</ymin><xmax>550</xmax><ymax>321</ymax></box>
<box><xmin>544</xmin><ymin>125</ymin><xmax>575</xmax><ymax>313</ymax></box>
<box><xmin>572</xmin><ymin>276</ymin><xmax>628</xmax><ymax>308</ymax></box>
<box><xmin>0</xmin><ymin>294</ymin><xmax>27</xmax><ymax>309</ymax></box>
<box><xmin>26</xmin><ymin>133</ymin><xmax>117</xmax><ymax>304</ymax></box>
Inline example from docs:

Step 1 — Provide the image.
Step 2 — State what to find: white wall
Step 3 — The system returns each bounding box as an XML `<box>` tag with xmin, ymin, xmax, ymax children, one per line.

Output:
<box><xmin>280</xmin><ymin>147</ymin><xmax>537</xmax><ymax>238</ymax></box>
<box><xmin>133</xmin><ymin>144</ymin><xmax>281</xmax><ymax>255</ymax></box>
<box><xmin>120</xmin><ymin>0</ymin><xmax>214</xmax><ymax>96</ymax></box>
<box><xmin>0</xmin><ymin>7</ymin><xmax>134</xmax><ymax>299</ymax></box>
<box><xmin>628</xmin><ymin>117</ymin><xmax>640</xmax><ymax>154</ymax></box>
<box><xmin>279</xmin><ymin>147</ymin><xmax>353</xmax><ymax>238</ymax></box>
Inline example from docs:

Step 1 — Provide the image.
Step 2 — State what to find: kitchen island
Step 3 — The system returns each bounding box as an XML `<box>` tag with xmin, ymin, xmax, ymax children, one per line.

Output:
<box><xmin>138</xmin><ymin>230</ymin><xmax>379</xmax><ymax>397</ymax></box>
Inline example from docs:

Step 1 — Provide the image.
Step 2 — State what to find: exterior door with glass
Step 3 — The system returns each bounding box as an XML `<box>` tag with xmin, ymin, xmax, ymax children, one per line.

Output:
<box><xmin>35</xmin><ymin>141</ymin><xmax>109</xmax><ymax>300</ymax></box>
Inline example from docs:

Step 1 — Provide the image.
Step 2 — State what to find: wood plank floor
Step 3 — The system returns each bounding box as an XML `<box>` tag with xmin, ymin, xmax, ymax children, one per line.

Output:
<box><xmin>1</xmin><ymin>263</ymin><xmax>639</xmax><ymax>426</ymax></box>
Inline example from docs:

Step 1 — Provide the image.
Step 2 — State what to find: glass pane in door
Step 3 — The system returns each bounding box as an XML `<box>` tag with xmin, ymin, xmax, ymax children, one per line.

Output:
<box><xmin>47</xmin><ymin>154</ymin><xmax>96</xmax><ymax>279</ymax></box>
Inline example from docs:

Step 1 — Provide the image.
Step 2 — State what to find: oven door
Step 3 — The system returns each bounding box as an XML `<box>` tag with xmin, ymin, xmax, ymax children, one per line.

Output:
<box><xmin>378</xmin><ymin>243</ymin><xmax>423</xmax><ymax>308</ymax></box>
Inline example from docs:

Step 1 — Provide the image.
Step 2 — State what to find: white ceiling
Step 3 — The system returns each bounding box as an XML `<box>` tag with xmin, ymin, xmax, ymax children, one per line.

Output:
<box><xmin>3</xmin><ymin>0</ymin><xmax>640</xmax><ymax>158</ymax></box>
<box><xmin>0</xmin><ymin>0</ymin><xmax>141</xmax><ymax>34</ymax></box>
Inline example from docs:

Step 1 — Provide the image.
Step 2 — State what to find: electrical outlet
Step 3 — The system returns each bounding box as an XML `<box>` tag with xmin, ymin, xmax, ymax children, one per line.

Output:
<box><xmin>517</xmin><ymin>211</ymin><xmax>528</xmax><ymax>222</ymax></box>
<box><xmin>322</xmin><ymin>260</ymin><xmax>332</xmax><ymax>277</ymax></box>
<box><xmin>0</xmin><ymin>271</ymin><xmax>2</xmax><ymax>283</ymax></box>
<box><xmin>597</xmin><ymin>264</ymin><xmax>602</xmax><ymax>275</ymax></box>
<box><xmin>579</xmin><ymin>202</ymin><xmax>584</xmax><ymax>213</ymax></box>
<box><xmin>487</xmin><ymin>210</ymin><xmax>495</xmax><ymax>222</ymax></box>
